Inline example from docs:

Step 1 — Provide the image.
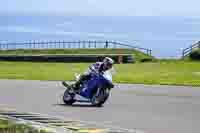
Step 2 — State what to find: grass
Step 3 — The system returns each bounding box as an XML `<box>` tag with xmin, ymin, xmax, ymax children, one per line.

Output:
<box><xmin>0</xmin><ymin>118</ymin><xmax>13</xmax><ymax>129</ymax></box>
<box><xmin>115</xmin><ymin>60</ymin><xmax>200</xmax><ymax>86</ymax></box>
<box><xmin>0</xmin><ymin>48</ymin><xmax>153</xmax><ymax>62</ymax></box>
<box><xmin>0</xmin><ymin>60</ymin><xmax>200</xmax><ymax>86</ymax></box>
<box><xmin>0</xmin><ymin>118</ymin><xmax>51</xmax><ymax>133</ymax></box>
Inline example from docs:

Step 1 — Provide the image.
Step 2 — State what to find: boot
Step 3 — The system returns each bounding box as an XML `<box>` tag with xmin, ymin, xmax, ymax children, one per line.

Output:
<box><xmin>62</xmin><ymin>81</ymin><xmax>76</xmax><ymax>94</ymax></box>
<box><xmin>62</xmin><ymin>81</ymin><xmax>69</xmax><ymax>88</ymax></box>
<box><xmin>71</xmin><ymin>81</ymin><xmax>82</xmax><ymax>93</ymax></box>
<box><xmin>71</xmin><ymin>74</ymin><xmax>89</xmax><ymax>93</ymax></box>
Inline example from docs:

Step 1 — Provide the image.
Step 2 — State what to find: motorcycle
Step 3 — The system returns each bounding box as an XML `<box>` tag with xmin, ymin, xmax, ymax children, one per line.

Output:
<box><xmin>62</xmin><ymin>70</ymin><xmax>114</xmax><ymax>107</ymax></box>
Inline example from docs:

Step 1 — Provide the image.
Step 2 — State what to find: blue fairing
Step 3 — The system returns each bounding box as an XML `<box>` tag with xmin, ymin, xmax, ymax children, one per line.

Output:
<box><xmin>79</xmin><ymin>74</ymin><xmax>111</xmax><ymax>99</ymax></box>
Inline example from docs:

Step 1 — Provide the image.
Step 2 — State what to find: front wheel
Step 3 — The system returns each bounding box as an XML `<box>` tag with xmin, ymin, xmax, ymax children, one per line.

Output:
<box><xmin>91</xmin><ymin>88</ymin><xmax>110</xmax><ymax>107</ymax></box>
<box><xmin>63</xmin><ymin>89</ymin><xmax>76</xmax><ymax>105</ymax></box>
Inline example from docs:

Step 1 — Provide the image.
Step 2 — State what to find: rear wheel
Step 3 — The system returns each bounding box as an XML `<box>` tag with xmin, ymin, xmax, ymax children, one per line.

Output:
<box><xmin>63</xmin><ymin>88</ymin><xmax>76</xmax><ymax>105</ymax></box>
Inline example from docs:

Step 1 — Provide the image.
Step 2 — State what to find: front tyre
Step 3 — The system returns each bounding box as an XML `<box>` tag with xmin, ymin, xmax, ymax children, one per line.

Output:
<box><xmin>63</xmin><ymin>89</ymin><xmax>76</xmax><ymax>105</ymax></box>
<box><xmin>91</xmin><ymin>88</ymin><xmax>110</xmax><ymax>107</ymax></box>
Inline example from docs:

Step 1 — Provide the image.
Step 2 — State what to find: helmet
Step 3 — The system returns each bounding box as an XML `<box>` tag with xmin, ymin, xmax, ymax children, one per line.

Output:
<box><xmin>103</xmin><ymin>57</ymin><xmax>114</xmax><ymax>70</ymax></box>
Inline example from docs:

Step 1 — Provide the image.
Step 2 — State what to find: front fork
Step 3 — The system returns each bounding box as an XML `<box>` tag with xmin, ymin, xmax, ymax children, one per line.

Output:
<box><xmin>96</xmin><ymin>87</ymin><xmax>110</xmax><ymax>98</ymax></box>
<box><xmin>96</xmin><ymin>87</ymin><xmax>101</xmax><ymax>96</ymax></box>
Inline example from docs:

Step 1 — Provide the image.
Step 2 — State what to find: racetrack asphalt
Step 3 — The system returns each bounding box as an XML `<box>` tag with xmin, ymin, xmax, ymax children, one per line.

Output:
<box><xmin>0</xmin><ymin>79</ymin><xmax>200</xmax><ymax>133</ymax></box>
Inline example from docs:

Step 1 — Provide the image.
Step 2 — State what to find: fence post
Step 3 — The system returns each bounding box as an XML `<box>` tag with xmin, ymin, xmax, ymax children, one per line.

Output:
<box><xmin>146</xmin><ymin>49</ymin><xmax>149</xmax><ymax>55</ymax></box>
<box><xmin>104</xmin><ymin>41</ymin><xmax>108</xmax><ymax>48</ymax></box>
<box><xmin>94</xmin><ymin>41</ymin><xmax>96</xmax><ymax>48</ymax></box>
<box><xmin>77</xmin><ymin>41</ymin><xmax>80</xmax><ymax>48</ymax></box>
<box><xmin>182</xmin><ymin>50</ymin><xmax>185</xmax><ymax>58</ymax></box>
<box><xmin>118</xmin><ymin>55</ymin><xmax>123</xmax><ymax>64</ymax></box>
<box><xmin>83</xmin><ymin>41</ymin><xmax>85</xmax><ymax>48</ymax></box>
<box><xmin>190</xmin><ymin>45</ymin><xmax>193</xmax><ymax>52</ymax></box>
<box><xmin>88</xmin><ymin>41</ymin><xmax>90</xmax><ymax>48</ymax></box>
<box><xmin>0</xmin><ymin>42</ymin><xmax>3</xmax><ymax>50</ymax></box>
<box><xmin>32</xmin><ymin>41</ymin><xmax>35</xmax><ymax>49</ymax></box>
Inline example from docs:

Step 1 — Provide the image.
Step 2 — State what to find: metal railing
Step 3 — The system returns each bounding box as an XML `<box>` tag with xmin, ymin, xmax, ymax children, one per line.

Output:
<box><xmin>182</xmin><ymin>41</ymin><xmax>200</xmax><ymax>58</ymax></box>
<box><xmin>0</xmin><ymin>40</ymin><xmax>152</xmax><ymax>56</ymax></box>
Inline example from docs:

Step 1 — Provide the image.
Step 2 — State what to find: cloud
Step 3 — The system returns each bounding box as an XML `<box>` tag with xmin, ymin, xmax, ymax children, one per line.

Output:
<box><xmin>1</xmin><ymin>0</ymin><xmax>200</xmax><ymax>16</ymax></box>
<box><xmin>0</xmin><ymin>25</ymin><xmax>130</xmax><ymax>39</ymax></box>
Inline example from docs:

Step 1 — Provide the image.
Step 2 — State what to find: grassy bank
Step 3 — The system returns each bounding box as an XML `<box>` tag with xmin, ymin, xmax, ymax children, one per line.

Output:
<box><xmin>0</xmin><ymin>48</ymin><xmax>153</xmax><ymax>62</ymax></box>
<box><xmin>0</xmin><ymin>61</ymin><xmax>200</xmax><ymax>86</ymax></box>
<box><xmin>0</xmin><ymin>118</ymin><xmax>50</xmax><ymax>133</ymax></box>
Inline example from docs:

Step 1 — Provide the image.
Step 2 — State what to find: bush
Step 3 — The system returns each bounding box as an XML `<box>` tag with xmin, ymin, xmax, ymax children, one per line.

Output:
<box><xmin>140</xmin><ymin>58</ymin><xmax>153</xmax><ymax>62</ymax></box>
<box><xmin>189</xmin><ymin>49</ymin><xmax>200</xmax><ymax>60</ymax></box>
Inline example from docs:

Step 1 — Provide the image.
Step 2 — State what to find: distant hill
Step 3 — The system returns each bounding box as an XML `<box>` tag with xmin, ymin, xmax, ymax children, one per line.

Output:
<box><xmin>0</xmin><ymin>48</ymin><xmax>154</xmax><ymax>62</ymax></box>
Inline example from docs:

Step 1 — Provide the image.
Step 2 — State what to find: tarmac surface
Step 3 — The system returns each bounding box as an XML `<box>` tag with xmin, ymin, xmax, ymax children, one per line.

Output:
<box><xmin>0</xmin><ymin>79</ymin><xmax>200</xmax><ymax>133</ymax></box>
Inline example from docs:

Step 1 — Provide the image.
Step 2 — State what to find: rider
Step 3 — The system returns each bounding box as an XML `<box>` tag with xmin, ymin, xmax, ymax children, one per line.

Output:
<box><xmin>62</xmin><ymin>57</ymin><xmax>114</xmax><ymax>92</ymax></box>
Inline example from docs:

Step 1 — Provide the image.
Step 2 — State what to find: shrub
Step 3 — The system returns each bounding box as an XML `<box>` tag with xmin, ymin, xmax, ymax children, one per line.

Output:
<box><xmin>189</xmin><ymin>49</ymin><xmax>200</xmax><ymax>60</ymax></box>
<box><xmin>140</xmin><ymin>58</ymin><xmax>153</xmax><ymax>62</ymax></box>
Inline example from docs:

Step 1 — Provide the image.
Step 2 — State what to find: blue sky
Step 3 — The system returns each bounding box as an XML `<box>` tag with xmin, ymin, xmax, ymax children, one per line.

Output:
<box><xmin>1</xmin><ymin>0</ymin><xmax>200</xmax><ymax>58</ymax></box>
<box><xmin>1</xmin><ymin>0</ymin><xmax>200</xmax><ymax>16</ymax></box>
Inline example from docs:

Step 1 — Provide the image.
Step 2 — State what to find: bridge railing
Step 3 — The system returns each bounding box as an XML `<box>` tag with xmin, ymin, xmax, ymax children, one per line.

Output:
<box><xmin>0</xmin><ymin>40</ymin><xmax>152</xmax><ymax>56</ymax></box>
<box><xmin>182</xmin><ymin>41</ymin><xmax>200</xmax><ymax>58</ymax></box>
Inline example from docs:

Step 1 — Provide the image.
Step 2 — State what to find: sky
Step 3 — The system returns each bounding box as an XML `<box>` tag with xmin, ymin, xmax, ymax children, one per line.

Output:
<box><xmin>0</xmin><ymin>0</ymin><xmax>200</xmax><ymax>58</ymax></box>
<box><xmin>1</xmin><ymin>0</ymin><xmax>200</xmax><ymax>16</ymax></box>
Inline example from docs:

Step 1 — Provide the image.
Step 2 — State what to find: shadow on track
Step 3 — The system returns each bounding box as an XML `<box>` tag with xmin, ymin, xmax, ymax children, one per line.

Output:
<box><xmin>53</xmin><ymin>103</ymin><xmax>103</xmax><ymax>108</ymax></box>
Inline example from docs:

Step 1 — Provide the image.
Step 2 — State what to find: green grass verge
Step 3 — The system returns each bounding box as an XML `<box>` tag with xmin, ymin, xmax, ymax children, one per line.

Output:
<box><xmin>0</xmin><ymin>118</ymin><xmax>51</xmax><ymax>133</ymax></box>
<box><xmin>0</xmin><ymin>61</ymin><xmax>200</xmax><ymax>86</ymax></box>
<box><xmin>0</xmin><ymin>48</ymin><xmax>153</xmax><ymax>62</ymax></box>
<box><xmin>0</xmin><ymin>118</ymin><xmax>13</xmax><ymax>129</ymax></box>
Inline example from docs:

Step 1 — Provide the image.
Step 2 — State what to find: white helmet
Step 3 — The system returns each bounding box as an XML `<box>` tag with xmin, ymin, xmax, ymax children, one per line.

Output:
<box><xmin>103</xmin><ymin>57</ymin><xmax>114</xmax><ymax>70</ymax></box>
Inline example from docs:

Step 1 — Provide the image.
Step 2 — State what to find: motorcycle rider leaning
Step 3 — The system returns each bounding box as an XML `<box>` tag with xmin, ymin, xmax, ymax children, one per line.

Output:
<box><xmin>62</xmin><ymin>57</ymin><xmax>114</xmax><ymax>92</ymax></box>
